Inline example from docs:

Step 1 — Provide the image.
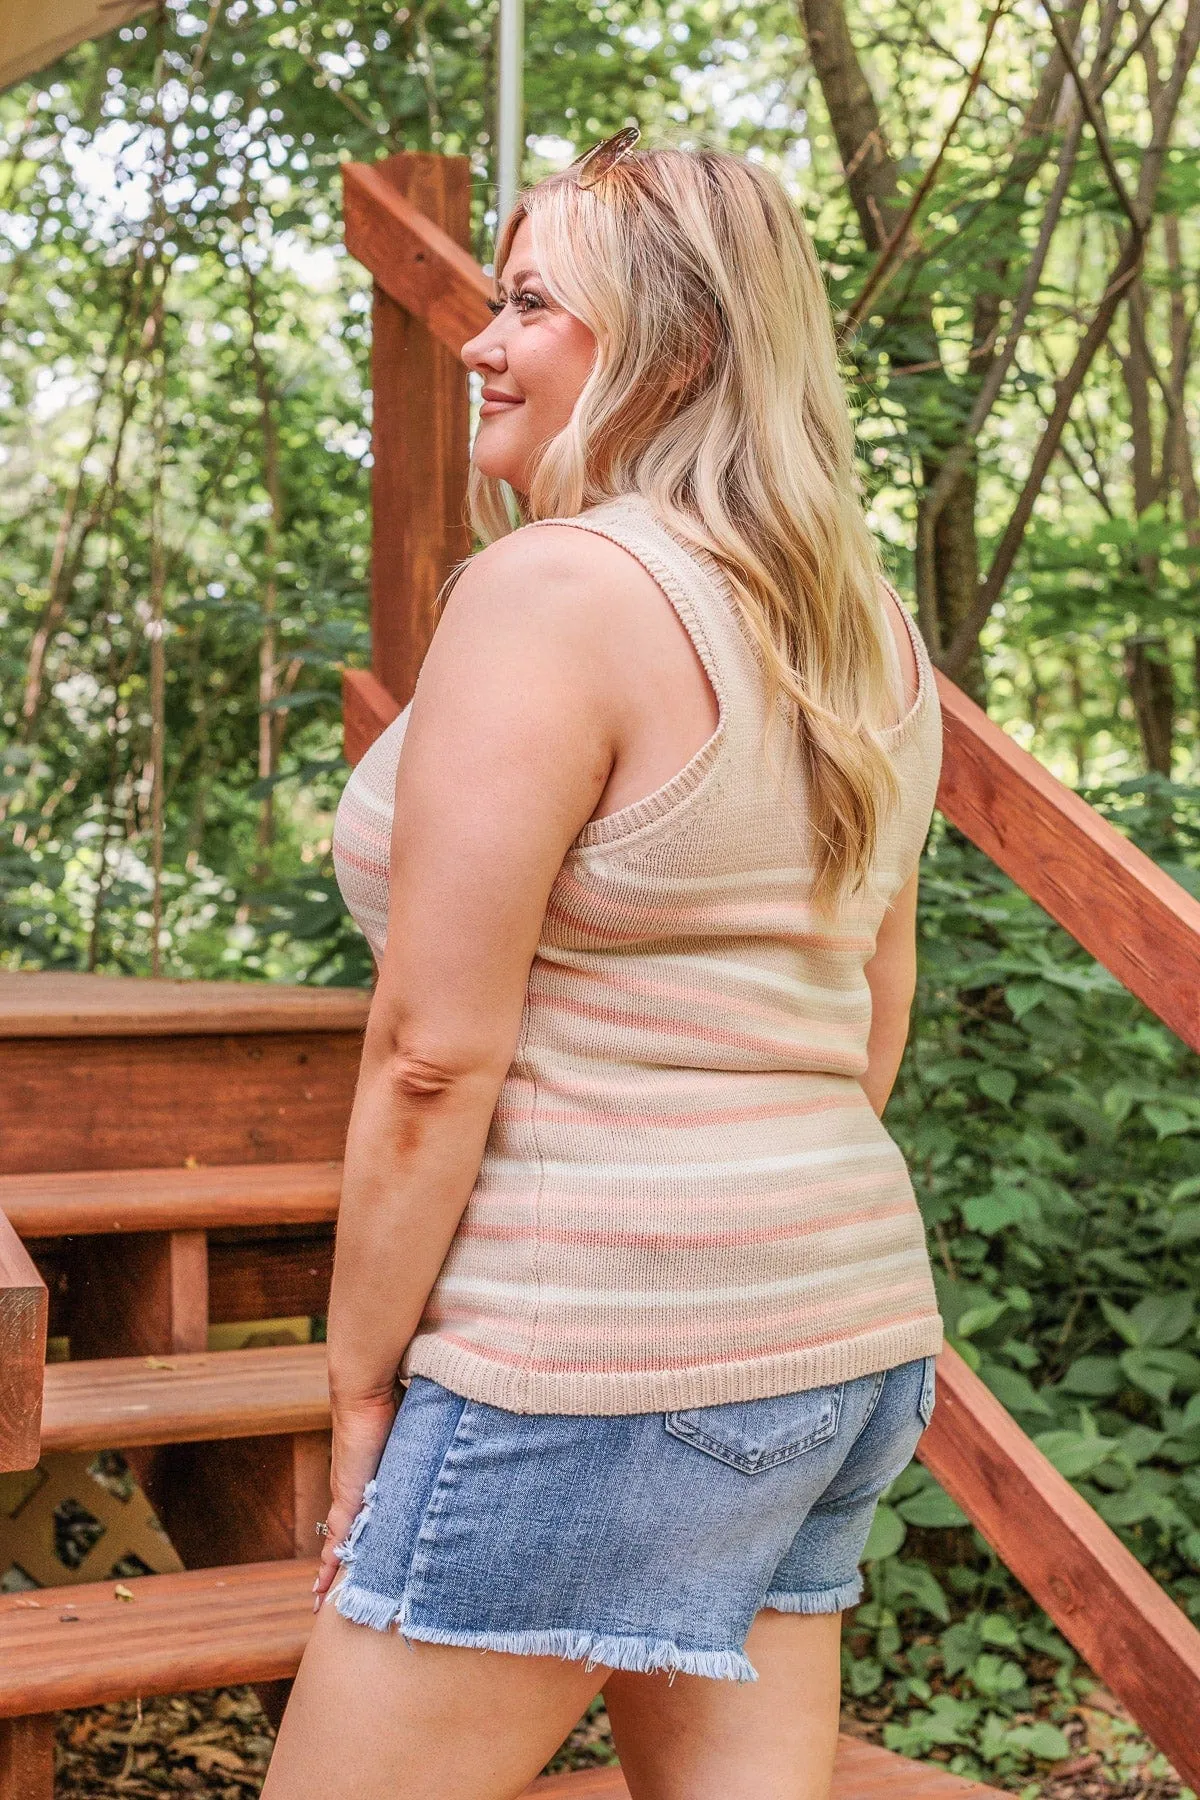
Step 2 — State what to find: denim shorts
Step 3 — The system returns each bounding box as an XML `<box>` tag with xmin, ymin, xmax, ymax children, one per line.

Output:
<box><xmin>330</xmin><ymin>1354</ymin><xmax>936</xmax><ymax>1683</ymax></box>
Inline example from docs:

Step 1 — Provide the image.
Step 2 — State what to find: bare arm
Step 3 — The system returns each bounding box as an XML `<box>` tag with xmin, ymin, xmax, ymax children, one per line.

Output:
<box><xmin>316</xmin><ymin>528</ymin><xmax>624</xmax><ymax>1594</ymax></box>
<box><xmin>860</xmin><ymin>867</ymin><xmax>919</xmax><ymax>1117</ymax></box>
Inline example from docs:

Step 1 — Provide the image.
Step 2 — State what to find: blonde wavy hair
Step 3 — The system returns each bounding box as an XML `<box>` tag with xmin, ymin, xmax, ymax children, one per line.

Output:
<box><xmin>461</xmin><ymin>142</ymin><xmax>905</xmax><ymax>917</ymax></box>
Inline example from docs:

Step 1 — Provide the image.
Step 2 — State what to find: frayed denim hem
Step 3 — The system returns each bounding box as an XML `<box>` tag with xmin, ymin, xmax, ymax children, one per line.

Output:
<box><xmin>331</xmin><ymin>1582</ymin><xmax>758</xmax><ymax>1683</ymax></box>
<box><xmin>763</xmin><ymin>1576</ymin><xmax>863</xmax><ymax>1615</ymax></box>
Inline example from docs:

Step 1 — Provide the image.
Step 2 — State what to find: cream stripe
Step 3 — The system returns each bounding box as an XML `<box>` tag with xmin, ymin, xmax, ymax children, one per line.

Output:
<box><xmin>436</xmin><ymin>1247</ymin><xmax>924</xmax><ymax>1311</ymax></box>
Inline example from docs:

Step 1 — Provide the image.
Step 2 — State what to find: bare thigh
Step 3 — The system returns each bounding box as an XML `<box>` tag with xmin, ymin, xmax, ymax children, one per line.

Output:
<box><xmin>261</xmin><ymin>1600</ymin><xmax>608</xmax><ymax>1800</ymax></box>
<box><xmin>602</xmin><ymin>1609</ymin><xmax>842</xmax><ymax>1800</ymax></box>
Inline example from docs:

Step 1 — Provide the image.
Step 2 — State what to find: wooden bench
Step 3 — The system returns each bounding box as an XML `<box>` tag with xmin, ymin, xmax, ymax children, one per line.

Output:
<box><xmin>0</xmin><ymin>1560</ymin><xmax>1003</xmax><ymax>1799</ymax></box>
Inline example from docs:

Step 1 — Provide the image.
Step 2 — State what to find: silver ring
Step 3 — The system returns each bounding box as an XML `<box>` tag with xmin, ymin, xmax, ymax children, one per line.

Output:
<box><xmin>315</xmin><ymin>1520</ymin><xmax>332</xmax><ymax>1539</ymax></box>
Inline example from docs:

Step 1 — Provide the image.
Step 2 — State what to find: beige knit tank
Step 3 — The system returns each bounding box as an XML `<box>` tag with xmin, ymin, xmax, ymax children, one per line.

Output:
<box><xmin>333</xmin><ymin>492</ymin><xmax>944</xmax><ymax>1414</ymax></box>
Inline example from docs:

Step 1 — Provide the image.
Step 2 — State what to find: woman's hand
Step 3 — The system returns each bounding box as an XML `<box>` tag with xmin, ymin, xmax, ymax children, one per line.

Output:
<box><xmin>314</xmin><ymin>1392</ymin><xmax>398</xmax><ymax>1606</ymax></box>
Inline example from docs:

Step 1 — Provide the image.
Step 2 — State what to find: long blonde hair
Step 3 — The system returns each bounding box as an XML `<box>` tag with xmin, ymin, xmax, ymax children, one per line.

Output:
<box><xmin>464</xmin><ymin>143</ymin><xmax>904</xmax><ymax>917</ymax></box>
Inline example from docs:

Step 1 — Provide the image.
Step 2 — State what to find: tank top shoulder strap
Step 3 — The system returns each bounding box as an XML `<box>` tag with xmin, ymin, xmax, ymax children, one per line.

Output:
<box><xmin>526</xmin><ymin>494</ymin><xmax>766</xmax><ymax>752</ymax></box>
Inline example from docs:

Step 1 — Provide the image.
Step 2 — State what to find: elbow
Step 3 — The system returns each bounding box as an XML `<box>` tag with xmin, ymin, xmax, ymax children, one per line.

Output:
<box><xmin>367</xmin><ymin>1034</ymin><xmax>511</xmax><ymax>1105</ymax></box>
<box><xmin>387</xmin><ymin>1051</ymin><xmax>469</xmax><ymax>1102</ymax></box>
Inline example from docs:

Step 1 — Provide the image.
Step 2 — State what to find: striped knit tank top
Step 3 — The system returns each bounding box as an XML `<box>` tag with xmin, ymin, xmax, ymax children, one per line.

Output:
<box><xmin>333</xmin><ymin>492</ymin><xmax>944</xmax><ymax>1414</ymax></box>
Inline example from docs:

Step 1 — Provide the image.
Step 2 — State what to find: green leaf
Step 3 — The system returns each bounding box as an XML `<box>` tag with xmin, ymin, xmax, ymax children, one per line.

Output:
<box><xmin>1033</xmin><ymin>1431</ymin><xmax>1120</xmax><ymax>1479</ymax></box>
<box><xmin>1143</xmin><ymin>1104</ymin><xmax>1198</xmax><ymax>1139</ymax></box>
<box><xmin>885</xmin><ymin>1561</ymin><xmax>950</xmax><ymax>1622</ymax></box>
<box><xmin>1008</xmin><ymin>1722</ymin><xmax>1072</xmax><ymax>1761</ymax></box>
<box><xmin>955</xmin><ymin>1297</ymin><xmax>1012</xmax><ymax>1335</ymax></box>
<box><xmin>896</xmin><ymin>1486</ymin><xmax>970</xmax><ymax>1528</ymax></box>
<box><xmin>982</xmin><ymin>1364</ymin><xmax>1053</xmax><ymax>1417</ymax></box>
<box><xmin>847</xmin><ymin>1656</ymin><xmax>884</xmax><ymax>1696</ymax></box>
<box><xmin>977</xmin><ymin>1067</ymin><xmax>1018</xmax><ymax>1106</ymax></box>
<box><xmin>1129</xmin><ymin>1292</ymin><xmax>1194</xmax><ymax>1347</ymax></box>
<box><xmin>969</xmin><ymin>1652</ymin><xmax>1027</xmax><ymax>1698</ymax></box>
<box><xmin>862</xmin><ymin>1502</ymin><xmax>906</xmax><ymax>1560</ymax></box>
<box><xmin>1120</xmin><ymin>1349</ymin><xmax>1177</xmax><ymax>1405</ymax></box>
<box><xmin>962</xmin><ymin>1189</ymin><xmax>1038</xmax><ymax>1236</ymax></box>
<box><xmin>1164</xmin><ymin>1205</ymin><xmax>1200</xmax><ymax>1247</ymax></box>
<box><xmin>1005</xmin><ymin>980</ymin><xmax>1049</xmax><ymax>1020</ymax></box>
<box><xmin>1061</xmin><ymin>1356</ymin><xmax>1122</xmax><ymax>1397</ymax></box>
<box><xmin>1099</xmin><ymin>1298</ymin><xmax>1141</xmax><ymax>1347</ymax></box>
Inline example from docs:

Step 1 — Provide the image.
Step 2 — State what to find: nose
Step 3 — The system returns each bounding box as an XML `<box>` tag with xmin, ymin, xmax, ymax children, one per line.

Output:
<box><xmin>461</xmin><ymin>315</ymin><xmax>508</xmax><ymax>374</ymax></box>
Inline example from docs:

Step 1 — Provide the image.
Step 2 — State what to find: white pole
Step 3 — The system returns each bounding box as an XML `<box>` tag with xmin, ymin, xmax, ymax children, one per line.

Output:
<box><xmin>496</xmin><ymin>0</ymin><xmax>524</xmax><ymax>235</ymax></box>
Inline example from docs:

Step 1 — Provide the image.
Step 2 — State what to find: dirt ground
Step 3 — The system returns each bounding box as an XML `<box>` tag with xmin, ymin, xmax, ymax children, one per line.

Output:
<box><xmin>54</xmin><ymin>1682</ymin><xmax>1187</xmax><ymax>1797</ymax></box>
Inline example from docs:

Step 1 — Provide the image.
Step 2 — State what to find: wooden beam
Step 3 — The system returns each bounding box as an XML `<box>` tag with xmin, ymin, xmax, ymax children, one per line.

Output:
<box><xmin>0</xmin><ymin>1211</ymin><xmax>47</xmax><ymax>1474</ymax></box>
<box><xmin>346</xmin><ymin>154</ymin><xmax>477</xmax><ymax>708</ymax></box>
<box><xmin>342</xmin><ymin>668</ymin><xmax>401</xmax><ymax>767</ymax></box>
<box><xmin>207</xmin><ymin>1229</ymin><xmax>333</xmax><ymax>1324</ymax></box>
<box><xmin>935</xmin><ymin>674</ymin><xmax>1200</xmax><ymax>1054</ymax></box>
<box><xmin>920</xmin><ymin>1347</ymin><xmax>1200</xmax><ymax>1791</ymax></box>
<box><xmin>342</xmin><ymin>159</ymin><xmax>492</xmax><ymax>355</ymax></box>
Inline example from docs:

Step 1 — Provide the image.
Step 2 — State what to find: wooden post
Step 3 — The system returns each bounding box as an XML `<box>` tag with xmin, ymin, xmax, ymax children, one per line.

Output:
<box><xmin>367</xmin><ymin>152</ymin><xmax>473</xmax><ymax>706</ymax></box>
<box><xmin>0</xmin><ymin>1716</ymin><xmax>54</xmax><ymax>1800</ymax></box>
<box><xmin>0</xmin><ymin>1212</ymin><xmax>47</xmax><ymax>1475</ymax></box>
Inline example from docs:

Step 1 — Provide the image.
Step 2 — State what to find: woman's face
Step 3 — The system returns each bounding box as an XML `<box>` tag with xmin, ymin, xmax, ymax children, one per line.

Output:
<box><xmin>460</xmin><ymin>214</ymin><xmax>597</xmax><ymax>494</ymax></box>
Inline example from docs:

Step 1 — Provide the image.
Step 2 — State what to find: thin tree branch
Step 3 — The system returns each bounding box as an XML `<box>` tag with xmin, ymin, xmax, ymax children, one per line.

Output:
<box><xmin>838</xmin><ymin>0</ymin><xmax>1008</xmax><ymax>342</ymax></box>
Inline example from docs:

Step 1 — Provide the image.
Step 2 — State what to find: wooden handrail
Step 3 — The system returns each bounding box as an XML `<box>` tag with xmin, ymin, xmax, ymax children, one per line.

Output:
<box><xmin>935</xmin><ymin>676</ymin><xmax>1200</xmax><ymax>1054</ymax></box>
<box><xmin>921</xmin><ymin>1349</ymin><xmax>1200</xmax><ymax>1790</ymax></box>
<box><xmin>0</xmin><ymin>1208</ymin><xmax>47</xmax><ymax>1473</ymax></box>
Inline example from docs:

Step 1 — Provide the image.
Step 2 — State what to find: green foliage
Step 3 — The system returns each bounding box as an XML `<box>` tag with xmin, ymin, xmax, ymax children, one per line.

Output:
<box><xmin>4</xmin><ymin>0</ymin><xmax>1200</xmax><ymax>1783</ymax></box>
<box><xmin>839</xmin><ymin>801</ymin><xmax>1200</xmax><ymax>1781</ymax></box>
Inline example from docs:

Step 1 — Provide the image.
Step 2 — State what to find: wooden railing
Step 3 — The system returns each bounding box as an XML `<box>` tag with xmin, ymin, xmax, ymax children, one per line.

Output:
<box><xmin>340</xmin><ymin>151</ymin><xmax>1200</xmax><ymax>1788</ymax></box>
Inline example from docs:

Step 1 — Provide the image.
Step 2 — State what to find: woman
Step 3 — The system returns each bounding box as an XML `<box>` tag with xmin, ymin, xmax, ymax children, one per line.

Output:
<box><xmin>264</xmin><ymin>132</ymin><xmax>943</xmax><ymax>1800</ymax></box>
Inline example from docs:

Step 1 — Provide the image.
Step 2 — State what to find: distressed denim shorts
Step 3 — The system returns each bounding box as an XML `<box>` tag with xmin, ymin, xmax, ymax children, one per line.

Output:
<box><xmin>330</xmin><ymin>1353</ymin><xmax>936</xmax><ymax>1683</ymax></box>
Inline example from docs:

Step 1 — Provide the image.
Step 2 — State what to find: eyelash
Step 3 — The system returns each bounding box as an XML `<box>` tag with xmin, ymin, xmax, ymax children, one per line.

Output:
<box><xmin>485</xmin><ymin>288</ymin><xmax>543</xmax><ymax>317</ymax></box>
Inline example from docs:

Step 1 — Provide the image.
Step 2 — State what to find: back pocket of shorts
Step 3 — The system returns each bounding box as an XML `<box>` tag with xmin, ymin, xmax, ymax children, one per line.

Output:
<box><xmin>665</xmin><ymin>1383</ymin><xmax>844</xmax><ymax>1474</ymax></box>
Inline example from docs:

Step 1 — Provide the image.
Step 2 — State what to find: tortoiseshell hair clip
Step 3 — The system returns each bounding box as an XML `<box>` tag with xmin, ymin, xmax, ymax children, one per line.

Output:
<box><xmin>568</xmin><ymin>124</ymin><xmax>641</xmax><ymax>191</ymax></box>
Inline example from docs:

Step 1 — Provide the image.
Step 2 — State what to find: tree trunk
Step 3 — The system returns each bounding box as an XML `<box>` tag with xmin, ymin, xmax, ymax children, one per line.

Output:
<box><xmin>1123</xmin><ymin>634</ymin><xmax>1176</xmax><ymax>776</ymax></box>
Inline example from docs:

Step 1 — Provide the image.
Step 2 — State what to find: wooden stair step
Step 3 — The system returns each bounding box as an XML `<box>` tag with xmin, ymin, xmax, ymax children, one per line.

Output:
<box><xmin>41</xmin><ymin>1345</ymin><xmax>330</xmax><ymax>1452</ymax></box>
<box><xmin>0</xmin><ymin>1562</ymin><xmax>1003</xmax><ymax>1796</ymax></box>
<box><xmin>0</xmin><ymin>972</ymin><xmax>370</xmax><ymax>1039</ymax></box>
<box><xmin>1</xmin><ymin>1162</ymin><xmax>341</xmax><ymax>1239</ymax></box>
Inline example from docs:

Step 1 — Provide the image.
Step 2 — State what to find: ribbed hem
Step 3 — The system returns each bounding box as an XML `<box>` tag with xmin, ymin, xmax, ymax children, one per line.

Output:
<box><xmin>332</xmin><ymin>1583</ymin><xmax>757</xmax><ymax>1682</ymax></box>
<box><xmin>403</xmin><ymin>1316</ymin><xmax>943</xmax><ymax>1417</ymax></box>
<box><xmin>764</xmin><ymin>1577</ymin><xmax>863</xmax><ymax>1616</ymax></box>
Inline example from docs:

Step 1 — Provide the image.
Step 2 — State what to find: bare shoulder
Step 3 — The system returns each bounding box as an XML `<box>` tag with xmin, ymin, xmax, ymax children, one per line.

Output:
<box><xmin>431</xmin><ymin>524</ymin><xmax>665</xmax><ymax>706</ymax></box>
<box><xmin>450</xmin><ymin>521</ymin><xmax>658</xmax><ymax>617</ymax></box>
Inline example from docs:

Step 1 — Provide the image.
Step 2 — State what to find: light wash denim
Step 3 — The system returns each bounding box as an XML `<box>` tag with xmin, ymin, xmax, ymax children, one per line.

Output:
<box><xmin>331</xmin><ymin>1355</ymin><xmax>937</xmax><ymax>1683</ymax></box>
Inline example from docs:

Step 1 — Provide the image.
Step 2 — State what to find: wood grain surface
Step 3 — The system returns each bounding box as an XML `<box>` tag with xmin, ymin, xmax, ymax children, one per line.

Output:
<box><xmin>921</xmin><ymin>1346</ymin><xmax>1200</xmax><ymax>1790</ymax></box>
<box><xmin>0</xmin><ymin>1210</ymin><xmax>47</xmax><ymax>1473</ymax></box>
<box><xmin>40</xmin><ymin>1343</ymin><xmax>330</xmax><ymax>1452</ymax></box>
<box><xmin>0</xmin><ymin>1161</ymin><xmax>342</xmax><ymax>1237</ymax></box>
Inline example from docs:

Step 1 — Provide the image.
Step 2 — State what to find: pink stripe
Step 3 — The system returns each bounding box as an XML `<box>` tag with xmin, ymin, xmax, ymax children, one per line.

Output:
<box><xmin>493</xmin><ymin>1089</ymin><xmax>867</xmax><ymax>1131</ymax></box>
<box><xmin>536</xmin><ymin>990</ymin><xmax>862</xmax><ymax>1067</ymax></box>
<box><xmin>468</xmin><ymin>1167</ymin><xmax>906</xmax><ymax>1215</ymax></box>
<box><xmin>454</xmin><ymin>1199</ymin><xmax>915</xmax><ymax>1254</ymax></box>
<box><xmin>574</xmin><ymin>961</ymin><xmax>865</xmax><ymax>1041</ymax></box>
<box><xmin>422</xmin><ymin>1299</ymin><xmax>936</xmax><ymax>1373</ymax></box>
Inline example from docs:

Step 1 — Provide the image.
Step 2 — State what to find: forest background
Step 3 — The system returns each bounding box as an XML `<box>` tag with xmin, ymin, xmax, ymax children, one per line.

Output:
<box><xmin>3</xmin><ymin>0</ymin><xmax>1200</xmax><ymax>1789</ymax></box>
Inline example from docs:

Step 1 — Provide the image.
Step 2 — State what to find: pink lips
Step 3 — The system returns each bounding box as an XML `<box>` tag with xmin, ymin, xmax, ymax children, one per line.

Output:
<box><xmin>480</xmin><ymin>386</ymin><xmax>524</xmax><ymax>414</ymax></box>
